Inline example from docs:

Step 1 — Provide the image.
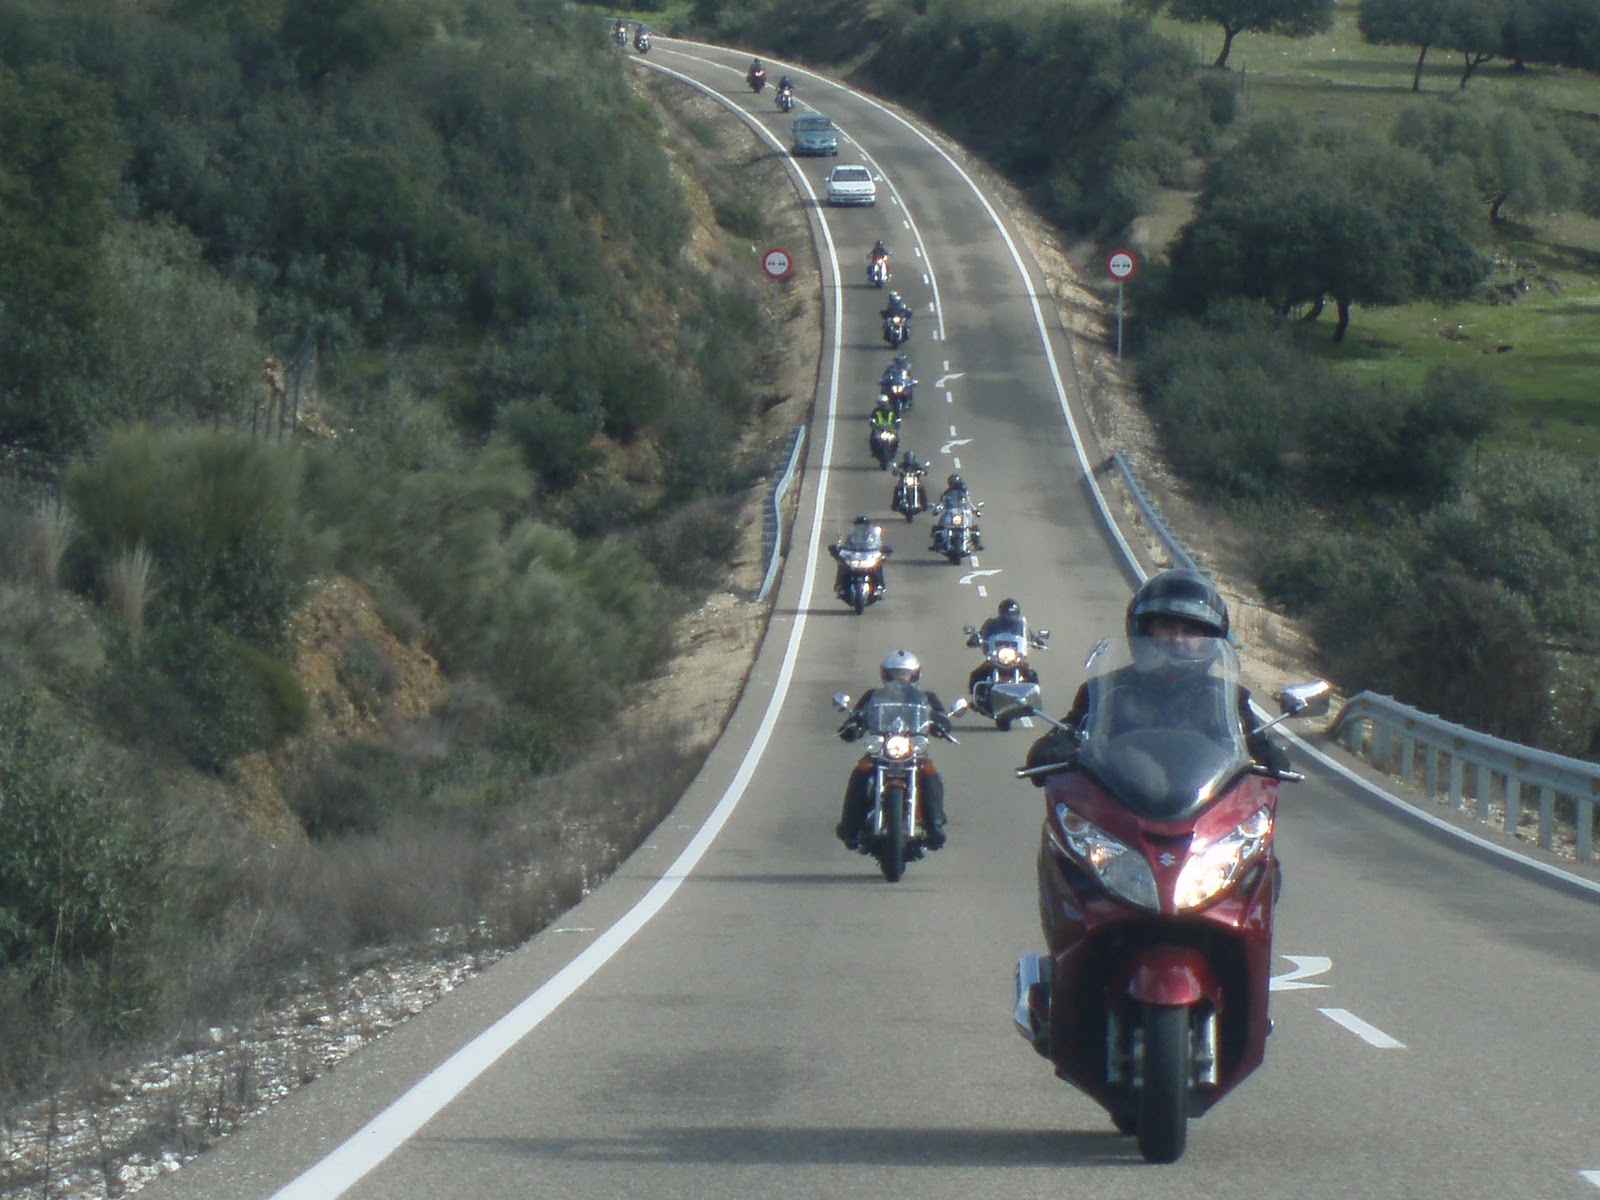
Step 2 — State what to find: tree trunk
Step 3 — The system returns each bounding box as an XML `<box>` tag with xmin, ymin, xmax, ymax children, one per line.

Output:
<box><xmin>1459</xmin><ymin>51</ymin><xmax>1490</xmax><ymax>90</ymax></box>
<box><xmin>1333</xmin><ymin>298</ymin><xmax>1351</xmax><ymax>343</ymax></box>
<box><xmin>1490</xmin><ymin>192</ymin><xmax>1508</xmax><ymax>225</ymax></box>
<box><xmin>1213</xmin><ymin>24</ymin><xmax>1237</xmax><ymax>69</ymax></box>
<box><xmin>1412</xmin><ymin>44</ymin><xmax>1429</xmax><ymax>91</ymax></box>
<box><xmin>1302</xmin><ymin>295</ymin><xmax>1326</xmax><ymax>322</ymax></box>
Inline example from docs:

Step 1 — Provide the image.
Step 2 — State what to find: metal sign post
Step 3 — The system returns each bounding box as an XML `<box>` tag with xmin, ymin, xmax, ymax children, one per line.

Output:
<box><xmin>1106</xmin><ymin>249</ymin><xmax>1138</xmax><ymax>361</ymax></box>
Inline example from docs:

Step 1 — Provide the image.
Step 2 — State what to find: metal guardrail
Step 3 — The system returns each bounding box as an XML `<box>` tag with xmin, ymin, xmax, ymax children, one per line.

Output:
<box><xmin>756</xmin><ymin>425</ymin><xmax>805</xmax><ymax>602</ymax></box>
<box><xmin>1109</xmin><ymin>452</ymin><xmax>1199</xmax><ymax>574</ymax></box>
<box><xmin>1330</xmin><ymin>693</ymin><xmax>1597</xmax><ymax>863</ymax></box>
<box><xmin>1111</xmin><ymin>449</ymin><xmax>1598</xmax><ymax>864</ymax></box>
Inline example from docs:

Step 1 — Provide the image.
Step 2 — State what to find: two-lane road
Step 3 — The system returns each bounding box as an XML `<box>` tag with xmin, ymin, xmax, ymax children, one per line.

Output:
<box><xmin>141</xmin><ymin>42</ymin><xmax>1600</xmax><ymax>1200</ymax></box>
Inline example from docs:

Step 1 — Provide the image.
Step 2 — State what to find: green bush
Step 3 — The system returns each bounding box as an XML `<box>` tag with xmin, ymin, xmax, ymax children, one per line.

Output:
<box><xmin>65</xmin><ymin>426</ymin><xmax>311</xmax><ymax>646</ymax></box>
<box><xmin>638</xmin><ymin>495</ymin><xmax>745</xmax><ymax>589</ymax></box>
<box><xmin>0</xmin><ymin>695</ymin><xmax>158</xmax><ymax>996</ymax></box>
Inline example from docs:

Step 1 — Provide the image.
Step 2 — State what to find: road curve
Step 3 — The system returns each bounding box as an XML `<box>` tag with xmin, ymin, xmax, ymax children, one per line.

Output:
<box><xmin>140</xmin><ymin>42</ymin><xmax>1600</xmax><ymax>1200</ymax></box>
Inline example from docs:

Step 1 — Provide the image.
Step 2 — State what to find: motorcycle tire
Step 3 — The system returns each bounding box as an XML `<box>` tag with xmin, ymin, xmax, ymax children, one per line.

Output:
<box><xmin>879</xmin><ymin>785</ymin><xmax>906</xmax><ymax>882</ymax></box>
<box><xmin>1136</xmin><ymin>1004</ymin><xmax>1191</xmax><ymax>1164</ymax></box>
<box><xmin>850</xmin><ymin>579</ymin><xmax>868</xmax><ymax>615</ymax></box>
<box><xmin>903</xmin><ymin>508</ymin><xmax>915</xmax><ymax>523</ymax></box>
<box><xmin>946</xmin><ymin>550</ymin><xmax>964</xmax><ymax>565</ymax></box>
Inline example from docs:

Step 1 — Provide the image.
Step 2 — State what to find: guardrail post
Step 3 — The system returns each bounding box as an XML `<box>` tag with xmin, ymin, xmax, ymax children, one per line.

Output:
<box><xmin>1422</xmin><ymin>742</ymin><xmax>1438</xmax><ymax>800</ymax></box>
<box><xmin>1475</xmin><ymin>765</ymin><xmax>1492</xmax><ymax>822</ymax></box>
<box><xmin>1447</xmin><ymin>749</ymin><xmax>1465</xmax><ymax>811</ymax></box>
<box><xmin>1538</xmin><ymin>786</ymin><xmax>1555</xmax><ymax>852</ymax></box>
<box><xmin>1579</xmin><ymin>798</ymin><xmax>1593</xmax><ymax>863</ymax></box>
<box><xmin>1505</xmin><ymin>773</ymin><xmax>1521</xmax><ymax>837</ymax></box>
<box><xmin>1398</xmin><ymin>737</ymin><xmax>1414</xmax><ymax>784</ymax></box>
<box><xmin>1342</xmin><ymin>718</ymin><xmax>1365</xmax><ymax>756</ymax></box>
<box><xmin>1372</xmin><ymin>724</ymin><xmax>1393</xmax><ymax>770</ymax></box>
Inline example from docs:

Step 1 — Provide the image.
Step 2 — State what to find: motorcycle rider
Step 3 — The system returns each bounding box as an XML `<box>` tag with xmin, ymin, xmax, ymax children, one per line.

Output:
<box><xmin>613</xmin><ymin>16</ymin><xmax>627</xmax><ymax>41</ymax></box>
<box><xmin>879</xmin><ymin>353</ymin><xmax>915</xmax><ymax>411</ymax></box>
<box><xmin>967</xmin><ymin>597</ymin><xmax>1045</xmax><ymax>691</ymax></box>
<box><xmin>778</xmin><ymin>73</ymin><xmax>794</xmax><ymax>94</ymax></box>
<box><xmin>869</xmin><ymin>395</ymin><xmax>899</xmax><ymax>434</ymax></box>
<box><xmin>634</xmin><ymin>23</ymin><xmax>650</xmax><ymax>50</ymax></box>
<box><xmin>880</xmin><ymin>290</ymin><xmax>913</xmax><ymax>323</ymax></box>
<box><xmin>836</xmin><ymin>649</ymin><xmax>952</xmax><ymax>851</ymax></box>
<box><xmin>748</xmin><ymin>57</ymin><xmax>765</xmax><ymax>86</ymax></box>
<box><xmin>932</xmin><ymin>473</ymin><xmax>983</xmax><ymax>552</ymax></box>
<box><xmin>829</xmin><ymin>514</ymin><xmax>892</xmax><ymax>600</ymax></box>
<box><xmin>1023</xmin><ymin>569</ymin><xmax>1291</xmax><ymax>781</ymax></box>
<box><xmin>893</xmin><ymin>448</ymin><xmax>926</xmax><ymax>478</ymax></box>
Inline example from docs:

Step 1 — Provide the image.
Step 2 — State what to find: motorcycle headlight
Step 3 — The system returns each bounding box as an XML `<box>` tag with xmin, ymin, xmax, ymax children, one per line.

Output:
<box><xmin>1172</xmin><ymin>806</ymin><xmax>1273</xmax><ymax>911</ymax></box>
<box><xmin>949</xmin><ymin>512</ymin><xmax>965</xmax><ymax>527</ymax></box>
<box><xmin>996</xmin><ymin>646</ymin><xmax>1019</xmax><ymax>665</ymax></box>
<box><xmin>884</xmin><ymin>734</ymin><xmax>913</xmax><ymax>760</ymax></box>
<box><xmin>1052</xmin><ymin>804</ymin><xmax>1158</xmax><ymax>910</ymax></box>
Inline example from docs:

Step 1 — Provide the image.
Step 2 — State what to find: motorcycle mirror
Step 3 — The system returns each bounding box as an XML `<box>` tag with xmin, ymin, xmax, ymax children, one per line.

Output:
<box><xmin>832</xmin><ymin>692</ymin><xmax>853</xmax><ymax>712</ymax></box>
<box><xmin>986</xmin><ymin>681</ymin><xmax>1042</xmax><ymax>723</ymax></box>
<box><xmin>1275</xmin><ymin>679</ymin><xmax>1332</xmax><ymax>719</ymax></box>
<box><xmin>1036</xmin><ymin>629</ymin><xmax>1050</xmax><ymax>643</ymax></box>
<box><xmin>962</xmin><ymin>625</ymin><xmax>978</xmax><ymax>636</ymax></box>
<box><xmin>947</xmin><ymin>697</ymin><xmax>971</xmax><ymax>717</ymax></box>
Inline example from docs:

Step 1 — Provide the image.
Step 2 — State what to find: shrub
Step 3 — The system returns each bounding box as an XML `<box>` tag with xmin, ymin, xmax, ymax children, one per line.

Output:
<box><xmin>64</xmin><ymin>426</ymin><xmax>310</xmax><ymax>646</ymax></box>
<box><xmin>0</xmin><ymin>695</ymin><xmax>158</xmax><ymax>1002</ymax></box>
<box><xmin>638</xmin><ymin>495</ymin><xmax>744</xmax><ymax>589</ymax></box>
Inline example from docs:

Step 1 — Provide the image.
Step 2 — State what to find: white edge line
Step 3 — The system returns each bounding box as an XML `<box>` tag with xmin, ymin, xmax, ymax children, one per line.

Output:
<box><xmin>269</xmin><ymin>57</ymin><xmax>849</xmax><ymax>1200</ymax></box>
<box><xmin>1578</xmin><ymin>1168</ymin><xmax>1600</xmax><ymax>1187</ymax></box>
<box><xmin>1318</xmin><ymin>1007</ymin><xmax>1406</xmax><ymax>1049</ymax></box>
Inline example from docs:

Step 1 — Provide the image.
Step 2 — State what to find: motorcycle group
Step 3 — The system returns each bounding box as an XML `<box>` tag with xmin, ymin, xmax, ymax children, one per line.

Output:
<box><xmin>600</xmin><ymin>58</ymin><xmax>1337</xmax><ymax>1161</ymax></box>
<box><xmin>820</xmin><ymin>235</ymin><xmax>1330</xmax><ymax>1160</ymax></box>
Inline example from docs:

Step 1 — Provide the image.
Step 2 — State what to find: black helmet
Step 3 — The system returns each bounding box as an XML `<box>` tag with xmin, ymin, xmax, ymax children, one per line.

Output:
<box><xmin>853</xmin><ymin>513</ymin><xmax>871</xmax><ymax>527</ymax></box>
<box><xmin>879</xmin><ymin>648</ymin><xmax>922</xmax><ymax>684</ymax></box>
<box><xmin>888</xmin><ymin>291</ymin><xmax>902</xmax><ymax>305</ymax></box>
<box><xmin>1125</xmin><ymin>569</ymin><xmax>1229</xmax><ymax>639</ymax></box>
<box><xmin>947</xmin><ymin>474</ymin><xmax>963</xmax><ymax>490</ymax></box>
<box><xmin>998</xmin><ymin>598</ymin><xmax>1021</xmax><ymax>619</ymax></box>
<box><xmin>1126</xmin><ymin>569</ymin><xmax>1228</xmax><ymax>673</ymax></box>
<box><xmin>873</xmin><ymin>240</ymin><xmax>887</xmax><ymax>253</ymax></box>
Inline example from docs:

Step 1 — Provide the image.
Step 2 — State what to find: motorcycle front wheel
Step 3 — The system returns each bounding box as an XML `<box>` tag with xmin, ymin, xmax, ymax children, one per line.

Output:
<box><xmin>1136</xmin><ymin>1004</ymin><xmax>1191</xmax><ymax>1164</ymax></box>
<box><xmin>850</xmin><ymin>578</ymin><xmax>868</xmax><ymax>615</ymax></box>
<box><xmin>879</xmin><ymin>785</ymin><xmax>906</xmax><ymax>882</ymax></box>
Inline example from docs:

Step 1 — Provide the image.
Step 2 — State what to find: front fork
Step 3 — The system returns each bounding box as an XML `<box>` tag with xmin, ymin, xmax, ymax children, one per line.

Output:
<box><xmin>871</xmin><ymin>765</ymin><xmax>919</xmax><ymax>836</ymax></box>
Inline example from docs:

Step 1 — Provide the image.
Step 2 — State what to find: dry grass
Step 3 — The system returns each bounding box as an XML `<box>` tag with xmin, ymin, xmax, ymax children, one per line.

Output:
<box><xmin>22</xmin><ymin>500</ymin><xmax>75</xmax><ymax>591</ymax></box>
<box><xmin>103</xmin><ymin>543</ymin><xmax>154</xmax><ymax>639</ymax></box>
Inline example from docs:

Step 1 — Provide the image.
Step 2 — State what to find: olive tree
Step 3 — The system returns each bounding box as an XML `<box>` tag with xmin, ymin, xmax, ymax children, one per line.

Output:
<box><xmin>1126</xmin><ymin>0</ymin><xmax>1335</xmax><ymax>69</ymax></box>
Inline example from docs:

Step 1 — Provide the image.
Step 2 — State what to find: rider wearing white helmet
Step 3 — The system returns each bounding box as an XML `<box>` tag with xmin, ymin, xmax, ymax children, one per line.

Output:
<box><xmin>835</xmin><ymin>649</ymin><xmax>952</xmax><ymax>850</ymax></box>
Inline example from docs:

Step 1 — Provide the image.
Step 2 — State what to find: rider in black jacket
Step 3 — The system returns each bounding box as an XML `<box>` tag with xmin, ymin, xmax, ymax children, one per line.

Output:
<box><xmin>837</xmin><ymin>650</ymin><xmax>951</xmax><ymax>850</ymax></box>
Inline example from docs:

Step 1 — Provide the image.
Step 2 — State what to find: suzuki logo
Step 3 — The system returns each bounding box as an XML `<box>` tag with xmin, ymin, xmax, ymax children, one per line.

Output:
<box><xmin>1158</xmin><ymin>852</ymin><xmax>1177</xmax><ymax>867</ymax></box>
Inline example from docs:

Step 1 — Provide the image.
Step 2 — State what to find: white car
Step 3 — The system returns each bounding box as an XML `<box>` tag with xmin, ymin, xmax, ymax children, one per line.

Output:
<box><xmin>824</xmin><ymin>164</ymin><xmax>877</xmax><ymax>207</ymax></box>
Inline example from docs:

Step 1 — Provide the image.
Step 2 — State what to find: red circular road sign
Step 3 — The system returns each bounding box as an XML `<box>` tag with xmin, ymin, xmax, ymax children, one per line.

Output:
<box><xmin>762</xmin><ymin>247</ymin><xmax>794</xmax><ymax>280</ymax></box>
<box><xmin>1106</xmin><ymin>249</ymin><xmax>1138</xmax><ymax>281</ymax></box>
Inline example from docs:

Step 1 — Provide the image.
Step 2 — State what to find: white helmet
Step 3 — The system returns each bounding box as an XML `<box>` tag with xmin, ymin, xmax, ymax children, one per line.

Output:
<box><xmin>879</xmin><ymin>649</ymin><xmax>922</xmax><ymax>684</ymax></box>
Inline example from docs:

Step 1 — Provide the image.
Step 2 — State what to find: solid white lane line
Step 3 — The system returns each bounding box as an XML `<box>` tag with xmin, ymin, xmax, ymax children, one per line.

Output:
<box><xmin>1578</xmin><ymin>1169</ymin><xmax>1600</xmax><ymax>1187</ymax></box>
<box><xmin>1318</xmin><ymin>1008</ymin><xmax>1405</xmax><ymax>1049</ymax></box>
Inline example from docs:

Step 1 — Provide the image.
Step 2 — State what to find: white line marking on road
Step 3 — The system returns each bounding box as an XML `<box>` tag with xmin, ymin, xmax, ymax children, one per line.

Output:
<box><xmin>1270</xmin><ymin>955</ymin><xmax>1332</xmax><ymax>991</ymax></box>
<box><xmin>945</xmin><ymin>391</ymin><xmax>953</xmax><ymax>405</ymax></box>
<box><xmin>932</xmin><ymin>372</ymin><xmax>964</xmax><ymax>387</ymax></box>
<box><xmin>1319</xmin><ymin>1008</ymin><xmax>1405</xmax><ymax>1049</ymax></box>
<box><xmin>1578</xmin><ymin>1169</ymin><xmax>1600</xmax><ymax>1188</ymax></box>
<box><xmin>941</xmin><ymin>439</ymin><xmax>971</xmax><ymax>453</ymax></box>
<box><xmin>1019</xmin><ymin>716</ymin><xmax>1034</xmax><ymax>727</ymax></box>
<box><xmin>951</xmin><ymin>457</ymin><xmax>960</xmax><ymax>469</ymax></box>
<box><xmin>948</xmin><ymin>424</ymin><xmax>957</xmax><ymax>437</ymax></box>
<box><xmin>960</xmin><ymin>570</ymin><xmax>1003</xmax><ymax>585</ymax></box>
<box><xmin>977</xmin><ymin>585</ymin><xmax>987</xmax><ymax>598</ymax></box>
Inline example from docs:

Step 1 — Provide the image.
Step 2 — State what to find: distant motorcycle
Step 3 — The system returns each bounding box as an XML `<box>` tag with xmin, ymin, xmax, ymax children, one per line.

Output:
<box><xmin>747</xmin><ymin>66</ymin><xmax>767</xmax><ymax>93</ymax></box>
<box><xmin>880</xmin><ymin>365</ymin><xmax>915</xmax><ymax>414</ymax></box>
<box><xmin>776</xmin><ymin>83</ymin><xmax>795</xmax><ymax>112</ymax></box>
<box><xmin>613</xmin><ymin>23</ymin><xmax>628</xmax><ymax>46</ymax></box>
<box><xmin>869</xmin><ymin>418</ymin><xmax>901</xmax><ymax>471</ymax></box>
<box><xmin>883</xmin><ymin>311</ymin><xmax>910</xmax><ymax>348</ymax></box>
<box><xmin>964</xmin><ymin>622</ymin><xmax>1047</xmax><ymax>730</ymax></box>
<box><xmin>634</xmin><ymin>29</ymin><xmax>651</xmax><ymax>52</ymax></box>
<box><xmin>930</xmin><ymin>498</ymin><xmax>981</xmax><ymax>564</ymax></box>
<box><xmin>832</xmin><ymin>688</ymin><xmax>969</xmax><ymax>881</ymax></box>
<box><xmin>891</xmin><ymin>464</ymin><xmax>928</xmax><ymax>522</ymax></box>
<box><xmin>830</xmin><ymin>543</ymin><xmax>888</xmax><ymax>615</ymax></box>
<box><xmin>868</xmin><ymin>255</ymin><xmax>890</xmax><ymax>288</ymax></box>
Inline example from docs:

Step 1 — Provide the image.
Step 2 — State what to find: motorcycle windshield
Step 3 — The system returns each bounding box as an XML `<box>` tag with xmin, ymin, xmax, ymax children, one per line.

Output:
<box><xmin>1076</xmin><ymin>637</ymin><xmax>1251</xmax><ymax>821</ymax></box>
<box><xmin>865</xmin><ymin>683</ymin><xmax>931</xmax><ymax>736</ymax></box>
<box><xmin>985</xmin><ymin>631</ymin><xmax>1026</xmax><ymax>662</ymax></box>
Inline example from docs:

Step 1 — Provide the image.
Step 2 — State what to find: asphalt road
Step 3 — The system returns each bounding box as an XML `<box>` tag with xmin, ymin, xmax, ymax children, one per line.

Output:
<box><xmin>141</xmin><ymin>40</ymin><xmax>1600</xmax><ymax>1200</ymax></box>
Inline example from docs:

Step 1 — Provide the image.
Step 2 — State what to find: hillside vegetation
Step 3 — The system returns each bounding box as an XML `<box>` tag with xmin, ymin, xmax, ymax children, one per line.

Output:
<box><xmin>687</xmin><ymin>0</ymin><xmax>1600</xmax><ymax>753</ymax></box>
<box><xmin>0</xmin><ymin>0</ymin><xmax>785</xmax><ymax>1113</ymax></box>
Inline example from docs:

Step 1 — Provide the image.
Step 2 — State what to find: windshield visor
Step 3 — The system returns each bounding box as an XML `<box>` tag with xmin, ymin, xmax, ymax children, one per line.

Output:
<box><xmin>865</xmin><ymin>683</ymin><xmax>931</xmax><ymax>736</ymax></box>
<box><xmin>1076</xmin><ymin>637</ymin><xmax>1250</xmax><ymax>820</ymax></box>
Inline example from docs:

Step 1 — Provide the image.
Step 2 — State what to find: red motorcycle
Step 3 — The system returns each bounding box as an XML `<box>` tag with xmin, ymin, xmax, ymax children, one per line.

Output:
<box><xmin>1002</xmin><ymin>637</ymin><xmax>1329</xmax><ymax>1163</ymax></box>
<box><xmin>747</xmin><ymin>65</ymin><xmax>767</xmax><ymax>93</ymax></box>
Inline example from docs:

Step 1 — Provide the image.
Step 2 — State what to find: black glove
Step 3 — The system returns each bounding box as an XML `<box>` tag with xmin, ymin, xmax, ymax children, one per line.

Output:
<box><xmin>1024</xmin><ymin>728</ymin><xmax>1078</xmax><ymax>787</ymax></box>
